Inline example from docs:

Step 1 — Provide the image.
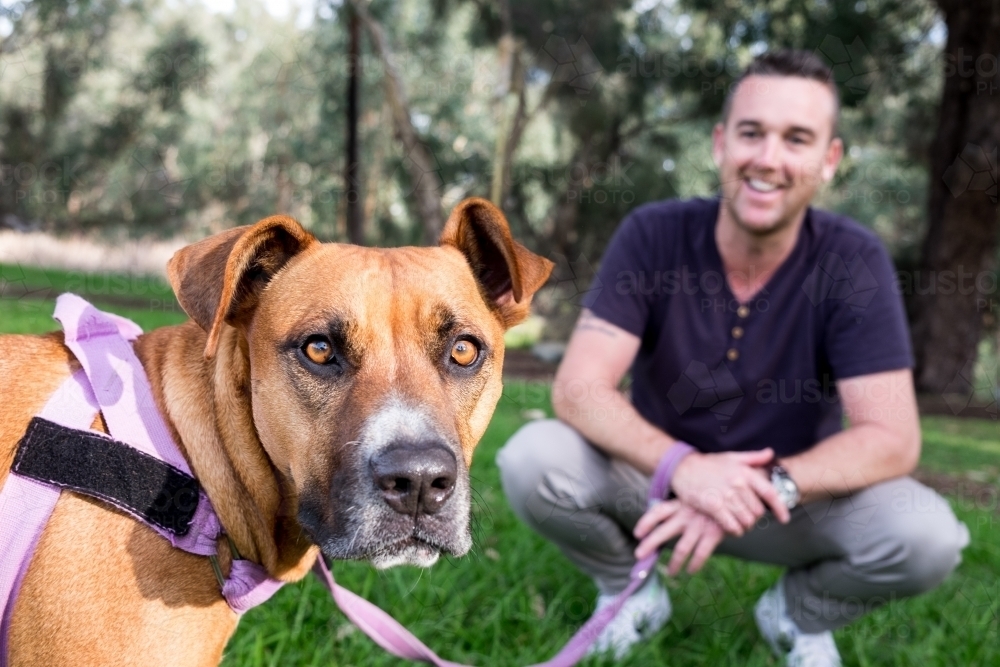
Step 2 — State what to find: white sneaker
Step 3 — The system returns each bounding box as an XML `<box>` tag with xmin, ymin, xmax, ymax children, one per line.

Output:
<box><xmin>754</xmin><ymin>577</ymin><xmax>842</xmax><ymax>667</ymax></box>
<box><xmin>585</xmin><ymin>574</ymin><xmax>672</xmax><ymax>660</ymax></box>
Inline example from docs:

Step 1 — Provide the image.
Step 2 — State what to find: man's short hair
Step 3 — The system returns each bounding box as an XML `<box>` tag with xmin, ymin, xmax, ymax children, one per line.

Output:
<box><xmin>722</xmin><ymin>49</ymin><xmax>841</xmax><ymax>138</ymax></box>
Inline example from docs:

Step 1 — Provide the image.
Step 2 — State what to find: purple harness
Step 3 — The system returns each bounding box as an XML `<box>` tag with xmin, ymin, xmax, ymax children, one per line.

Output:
<box><xmin>0</xmin><ymin>294</ymin><xmax>691</xmax><ymax>667</ymax></box>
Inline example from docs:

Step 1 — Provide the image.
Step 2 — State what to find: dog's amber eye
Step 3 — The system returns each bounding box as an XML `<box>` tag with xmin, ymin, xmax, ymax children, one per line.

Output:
<box><xmin>451</xmin><ymin>339</ymin><xmax>478</xmax><ymax>366</ymax></box>
<box><xmin>304</xmin><ymin>338</ymin><xmax>333</xmax><ymax>364</ymax></box>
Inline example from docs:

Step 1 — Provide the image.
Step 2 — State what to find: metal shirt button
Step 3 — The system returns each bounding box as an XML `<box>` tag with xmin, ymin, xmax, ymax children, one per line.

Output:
<box><xmin>732</xmin><ymin>326</ymin><xmax>744</xmax><ymax>339</ymax></box>
<box><xmin>737</xmin><ymin>305</ymin><xmax>750</xmax><ymax>318</ymax></box>
<box><xmin>726</xmin><ymin>348</ymin><xmax>739</xmax><ymax>361</ymax></box>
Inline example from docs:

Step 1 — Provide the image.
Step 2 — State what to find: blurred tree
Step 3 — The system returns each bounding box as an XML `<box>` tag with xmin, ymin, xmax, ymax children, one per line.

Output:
<box><xmin>910</xmin><ymin>0</ymin><xmax>1000</xmax><ymax>393</ymax></box>
<box><xmin>345</xmin><ymin>4</ymin><xmax>364</xmax><ymax>244</ymax></box>
<box><xmin>350</xmin><ymin>0</ymin><xmax>445</xmax><ymax>243</ymax></box>
<box><xmin>0</xmin><ymin>0</ymin><xmax>206</xmax><ymax>233</ymax></box>
<box><xmin>2</xmin><ymin>0</ymin><xmax>994</xmax><ymax>390</ymax></box>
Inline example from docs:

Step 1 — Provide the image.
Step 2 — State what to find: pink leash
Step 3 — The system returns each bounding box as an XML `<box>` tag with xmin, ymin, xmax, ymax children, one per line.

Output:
<box><xmin>309</xmin><ymin>440</ymin><xmax>694</xmax><ymax>667</ymax></box>
<box><xmin>0</xmin><ymin>293</ymin><xmax>694</xmax><ymax>667</ymax></box>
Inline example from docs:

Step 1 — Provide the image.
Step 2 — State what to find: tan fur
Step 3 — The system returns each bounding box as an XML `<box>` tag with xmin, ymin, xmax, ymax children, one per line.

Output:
<box><xmin>0</xmin><ymin>198</ymin><xmax>552</xmax><ymax>666</ymax></box>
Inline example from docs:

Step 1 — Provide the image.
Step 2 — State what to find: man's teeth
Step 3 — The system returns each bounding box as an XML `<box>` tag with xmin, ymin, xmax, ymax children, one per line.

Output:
<box><xmin>747</xmin><ymin>178</ymin><xmax>779</xmax><ymax>192</ymax></box>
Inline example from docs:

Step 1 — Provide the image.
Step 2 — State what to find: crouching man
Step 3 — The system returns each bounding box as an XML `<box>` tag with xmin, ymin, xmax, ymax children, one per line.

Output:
<box><xmin>497</xmin><ymin>50</ymin><xmax>968</xmax><ymax>666</ymax></box>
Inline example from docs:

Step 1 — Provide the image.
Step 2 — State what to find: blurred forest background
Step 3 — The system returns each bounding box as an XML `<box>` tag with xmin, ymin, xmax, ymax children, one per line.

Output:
<box><xmin>0</xmin><ymin>0</ymin><xmax>997</xmax><ymax>403</ymax></box>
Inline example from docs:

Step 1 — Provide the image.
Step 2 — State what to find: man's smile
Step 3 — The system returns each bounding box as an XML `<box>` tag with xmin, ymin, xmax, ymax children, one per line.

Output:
<box><xmin>745</xmin><ymin>177</ymin><xmax>784</xmax><ymax>193</ymax></box>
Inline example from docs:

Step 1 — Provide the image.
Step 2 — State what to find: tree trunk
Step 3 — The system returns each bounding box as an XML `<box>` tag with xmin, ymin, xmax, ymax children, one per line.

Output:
<box><xmin>345</xmin><ymin>6</ymin><xmax>363</xmax><ymax>245</ymax></box>
<box><xmin>911</xmin><ymin>0</ymin><xmax>1000</xmax><ymax>393</ymax></box>
<box><xmin>349</xmin><ymin>0</ymin><xmax>443</xmax><ymax>244</ymax></box>
<box><xmin>489</xmin><ymin>0</ymin><xmax>527</xmax><ymax>207</ymax></box>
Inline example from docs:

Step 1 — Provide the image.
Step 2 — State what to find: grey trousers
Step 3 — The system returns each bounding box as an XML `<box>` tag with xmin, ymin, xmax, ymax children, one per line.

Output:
<box><xmin>496</xmin><ymin>419</ymin><xmax>970</xmax><ymax>633</ymax></box>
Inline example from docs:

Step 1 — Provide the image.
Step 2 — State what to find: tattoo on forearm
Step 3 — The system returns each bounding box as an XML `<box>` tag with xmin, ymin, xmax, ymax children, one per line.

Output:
<box><xmin>576</xmin><ymin>312</ymin><xmax>619</xmax><ymax>338</ymax></box>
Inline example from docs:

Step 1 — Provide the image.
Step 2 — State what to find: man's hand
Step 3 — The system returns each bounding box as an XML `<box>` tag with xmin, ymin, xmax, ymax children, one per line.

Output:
<box><xmin>671</xmin><ymin>448</ymin><xmax>791</xmax><ymax>535</ymax></box>
<box><xmin>633</xmin><ymin>500</ymin><xmax>724</xmax><ymax>575</ymax></box>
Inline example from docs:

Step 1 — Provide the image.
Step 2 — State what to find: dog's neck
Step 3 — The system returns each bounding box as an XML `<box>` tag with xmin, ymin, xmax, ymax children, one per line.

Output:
<box><xmin>134</xmin><ymin>322</ymin><xmax>316</xmax><ymax>581</ymax></box>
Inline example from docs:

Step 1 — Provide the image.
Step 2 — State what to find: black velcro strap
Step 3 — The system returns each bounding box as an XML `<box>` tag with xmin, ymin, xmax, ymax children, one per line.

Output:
<box><xmin>12</xmin><ymin>417</ymin><xmax>201</xmax><ymax>536</ymax></box>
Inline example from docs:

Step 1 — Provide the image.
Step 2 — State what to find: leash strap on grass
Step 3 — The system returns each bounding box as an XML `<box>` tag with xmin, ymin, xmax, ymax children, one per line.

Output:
<box><xmin>312</xmin><ymin>442</ymin><xmax>696</xmax><ymax>667</ymax></box>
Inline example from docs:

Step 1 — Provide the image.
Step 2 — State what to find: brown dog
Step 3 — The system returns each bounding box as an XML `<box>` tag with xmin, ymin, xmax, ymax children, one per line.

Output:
<box><xmin>0</xmin><ymin>197</ymin><xmax>552</xmax><ymax>666</ymax></box>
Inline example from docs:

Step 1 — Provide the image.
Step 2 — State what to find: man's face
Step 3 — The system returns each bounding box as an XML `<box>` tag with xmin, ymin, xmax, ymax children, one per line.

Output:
<box><xmin>712</xmin><ymin>75</ymin><xmax>843</xmax><ymax>236</ymax></box>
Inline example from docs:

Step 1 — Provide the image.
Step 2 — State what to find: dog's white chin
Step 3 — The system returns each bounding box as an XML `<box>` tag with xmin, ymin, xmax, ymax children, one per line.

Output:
<box><xmin>370</xmin><ymin>543</ymin><xmax>441</xmax><ymax>570</ymax></box>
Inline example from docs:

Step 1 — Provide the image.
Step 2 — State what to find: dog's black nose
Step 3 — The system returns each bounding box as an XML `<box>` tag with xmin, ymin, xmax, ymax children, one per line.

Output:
<box><xmin>370</xmin><ymin>444</ymin><xmax>457</xmax><ymax>515</ymax></box>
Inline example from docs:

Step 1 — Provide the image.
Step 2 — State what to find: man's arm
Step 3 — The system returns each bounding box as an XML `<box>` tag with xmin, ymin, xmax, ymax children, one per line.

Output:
<box><xmin>780</xmin><ymin>368</ymin><xmax>920</xmax><ymax>503</ymax></box>
<box><xmin>552</xmin><ymin>309</ymin><xmax>672</xmax><ymax>474</ymax></box>
<box><xmin>553</xmin><ymin>309</ymin><xmax>789</xmax><ymax>535</ymax></box>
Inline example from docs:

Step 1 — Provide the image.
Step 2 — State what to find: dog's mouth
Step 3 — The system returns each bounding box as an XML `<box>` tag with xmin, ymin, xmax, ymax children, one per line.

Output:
<box><xmin>300</xmin><ymin>500</ymin><xmax>473</xmax><ymax>569</ymax></box>
<box><xmin>365</xmin><ymin>534</ymin><xmax>446</xmax><ymax>569</ymax></box>
<box><xmin>316</xmin><ymin>527</ymin><xmax>465</xmax><ymax>569</ymax></box>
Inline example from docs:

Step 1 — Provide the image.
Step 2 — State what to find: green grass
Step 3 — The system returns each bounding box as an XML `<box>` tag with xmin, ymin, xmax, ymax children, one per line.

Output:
<box><xmin>2</xmin><ymin>266</ymin><xmax>998</xmax><ymax>665</ymax></box>
<box><xmin>0</xmin><ymin>263</ymin><xmax>177</xmax><ymax>304</ymax></box>
<box><xmin>218</xmin><ymin>383</ymin><xmax>1000</xmax><ymax>667</ymax></box>
<box><xmin>920</xmin><ymin>415</ymin><xmax>1000</xmax><ymax>479</ymax></box>
<box><xmin>0</xmin><ymin>297</ymin><xmax>188</xmax><ymax>333</ymax></box>
<box><xmin>0</xmin><ymin>262</ymin><xmax>185</xmax><ymax>333</ymax></box>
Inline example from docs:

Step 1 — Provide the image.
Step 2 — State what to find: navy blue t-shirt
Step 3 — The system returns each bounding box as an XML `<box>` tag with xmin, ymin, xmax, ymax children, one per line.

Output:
<box><xmin>583</xmin><ymin>197</ymin><xmax>913</xmax><ymax>457</ymax></box>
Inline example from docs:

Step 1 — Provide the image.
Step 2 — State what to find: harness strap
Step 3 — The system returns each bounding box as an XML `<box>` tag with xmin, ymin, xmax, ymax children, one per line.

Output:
<box><xmin>51</xmin><ymin>295</ymin><xmax>224</xmax><ymax>556</ymax></box>
<box><xmin>223</xmin><ymin>560</ymin><xmax>287</xmax><ymax>615</ymax></box>
<box><xmin>52</xmin><ymin>295</ymin><xmax>281</xmax><ymax>605</ymax></box>
<box><xmin>1</xmin><ymin>295</ymin><xmax>282</xmax><ymax>667</ymax></box>
<box><xmin>0</xmin><ymin>370</ymin><xmax>103</xmax><ymax>664</ymax></box>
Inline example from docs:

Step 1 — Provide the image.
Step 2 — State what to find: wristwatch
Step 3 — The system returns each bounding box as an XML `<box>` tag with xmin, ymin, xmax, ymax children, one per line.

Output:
<box><xmin>768</xmin><ymin>462</ymin><xmax>800</xmax><ymax>510</ymax></box>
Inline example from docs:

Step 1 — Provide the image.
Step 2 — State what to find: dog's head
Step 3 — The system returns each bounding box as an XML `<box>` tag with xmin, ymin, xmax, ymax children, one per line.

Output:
<box><xmin>167</xmin><ymin>198</ymin><xmax>552</xmax><ymax>568</ymax></box>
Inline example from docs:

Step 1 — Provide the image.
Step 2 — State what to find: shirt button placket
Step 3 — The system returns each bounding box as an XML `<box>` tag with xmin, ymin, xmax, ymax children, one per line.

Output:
<box><xmin>728</xmin><ymin>305</ymin><xmax>749</xmax><ymax>362</ymax></box>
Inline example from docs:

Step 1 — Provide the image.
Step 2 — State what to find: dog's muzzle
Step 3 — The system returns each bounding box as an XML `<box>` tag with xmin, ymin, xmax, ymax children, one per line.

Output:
<box><xmin>301</xmin><ymin>431</ymin><xmax>472</xmax><ymax>569</ymax></box>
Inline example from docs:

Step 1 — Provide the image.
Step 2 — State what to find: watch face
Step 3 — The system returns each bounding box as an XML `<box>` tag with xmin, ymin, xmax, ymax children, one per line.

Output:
<box><xmin>771</xmin><ymin>468</ymin><xmax>799</xmax><ymax>508</ymax></box>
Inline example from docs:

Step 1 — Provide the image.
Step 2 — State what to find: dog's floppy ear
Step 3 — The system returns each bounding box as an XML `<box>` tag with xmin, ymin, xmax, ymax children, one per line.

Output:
<box><xmin>440</xmin><ymin>197</ymin><xmax>554</xmax><ymax>328</ymax></box>
<box><xmin>167</xmin><ymin>215</ymin><xmax>317</xmax><ymax>358</ymax></box>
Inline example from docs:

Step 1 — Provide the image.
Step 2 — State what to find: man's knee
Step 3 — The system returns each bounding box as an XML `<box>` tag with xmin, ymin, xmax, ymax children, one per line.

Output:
<box><xmin>897</xmin><ymin>511</ymin><xmax>968</xmax><ymax>594</ymax></box>
<box><xmin>496</xmin><ymin>419</ymin><xmax>599</xmax><ymax>527</ymax></box>
<box><xmin>497</xmin><ymin>417</ymin><xmax>589</xmax><ymax>473</ymax></box>
<box><xmin>859</xmin><ymin>489</ymin><xmax>969</xmax><ymax>595</ymax></box>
